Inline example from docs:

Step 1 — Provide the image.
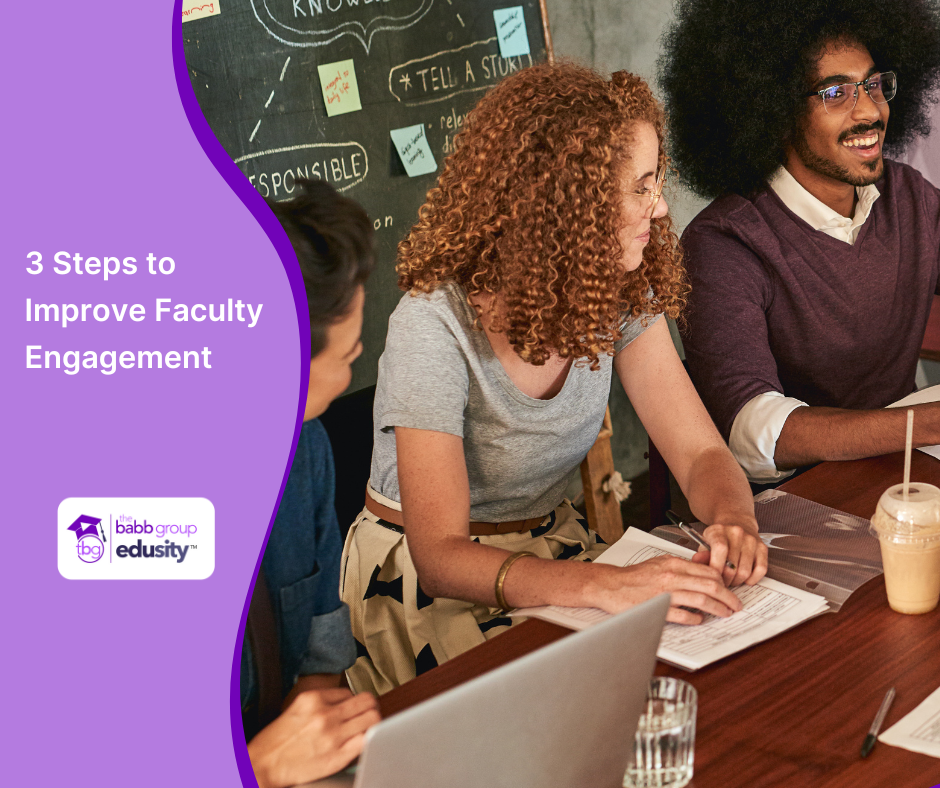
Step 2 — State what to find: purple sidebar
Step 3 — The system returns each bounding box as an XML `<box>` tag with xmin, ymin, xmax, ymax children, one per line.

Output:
<box><xmin>171</xmin><ymin>3</ymin><xmax>311</xmax><ymax>787</ymax></box>
<box><xmin>3</xmin><ymin>2</ymin><xmax>303</xmax><ymax>787</ymax></box>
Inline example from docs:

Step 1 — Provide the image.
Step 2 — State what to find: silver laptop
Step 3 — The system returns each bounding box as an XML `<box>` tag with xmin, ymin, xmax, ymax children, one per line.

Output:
<box><xmin>306</xmin><ymin>594</ymin><xmax>669</xmax><ymax>788</ymax></box>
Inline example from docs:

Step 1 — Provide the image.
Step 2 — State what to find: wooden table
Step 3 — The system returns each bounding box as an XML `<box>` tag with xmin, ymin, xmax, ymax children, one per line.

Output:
<box><xmin>378</xmin><ymin>451</ymin><xmax>940</xmax><ymax>787</ymax></box>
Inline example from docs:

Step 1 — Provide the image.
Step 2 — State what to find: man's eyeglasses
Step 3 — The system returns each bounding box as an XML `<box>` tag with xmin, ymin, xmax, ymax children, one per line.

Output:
<box><xmin>625</xmin><ymin>166</ymin><xmax>667</xmax><ymax>217</ymax></box>
<box><xmin>805</xmin><ymin>71</ymin><xmax>897</xmax><ymax>115</ymax></box>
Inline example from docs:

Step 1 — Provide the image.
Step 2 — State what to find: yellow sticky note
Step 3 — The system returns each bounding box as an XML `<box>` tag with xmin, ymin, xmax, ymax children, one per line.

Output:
<box><xmin>318</xmin><ymin>59</ymin><xmax>362</xmax><ymax>117</ymax></box>
<box><xmin>182</xmin><ymin>0</ymin><xmax>221</xmax><ymax>23</ymax></box>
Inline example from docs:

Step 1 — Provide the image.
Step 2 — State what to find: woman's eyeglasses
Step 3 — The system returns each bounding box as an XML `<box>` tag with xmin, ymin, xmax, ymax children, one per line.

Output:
<box><xmin>805</xmin><ymin>71</ymin><xmax>897</xmax><ymax>115</ymax></box>
<box><xmin>625</xmin><ymin>166</ymin><xmax>667</xmax><ymax>217</ymax></box>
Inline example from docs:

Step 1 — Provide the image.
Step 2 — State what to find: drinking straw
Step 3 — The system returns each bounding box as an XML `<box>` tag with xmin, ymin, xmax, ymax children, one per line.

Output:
<box><xmin>903</xmin><ymin>409</ymin><xmax>914</xmax><ymax>501</ymax></box>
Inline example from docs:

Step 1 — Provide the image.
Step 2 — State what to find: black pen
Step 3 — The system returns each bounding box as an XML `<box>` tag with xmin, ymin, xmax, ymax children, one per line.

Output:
<box><xmin>665</xmin><ymin>510</ymin><xmax>736</xmax><ymax>571</ymax></box>
<box><xmin>861</xmin><ymin>687</ymin><xmax>895</xmax><ymax>758</ymax></box>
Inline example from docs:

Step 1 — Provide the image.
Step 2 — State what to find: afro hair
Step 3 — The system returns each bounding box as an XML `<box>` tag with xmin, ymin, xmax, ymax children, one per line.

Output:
<box><xmin>658</xmin><ymin>0</ymin><xmax>940</xmax><ymax>198</ymax></box>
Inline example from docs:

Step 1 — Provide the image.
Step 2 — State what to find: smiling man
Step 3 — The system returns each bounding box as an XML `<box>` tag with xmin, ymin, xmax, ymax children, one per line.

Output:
<box><xmin>659</xmin><ymin>0</ymin><xmax>940</xmax><ymax>482</ymax></box>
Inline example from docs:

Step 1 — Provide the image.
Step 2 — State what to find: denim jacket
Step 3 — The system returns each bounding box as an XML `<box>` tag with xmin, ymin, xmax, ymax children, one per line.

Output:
<box><xmin>241</xmin><ymin>419</ymin><xmax>357</xmax><ymax>710</ymax></box>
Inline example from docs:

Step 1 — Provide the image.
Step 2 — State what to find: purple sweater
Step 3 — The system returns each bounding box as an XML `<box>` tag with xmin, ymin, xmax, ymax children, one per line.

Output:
<box><xmin>683</xmin><ymin>160</ymin><xmax>940</xmax><ymax>440</ymax></box>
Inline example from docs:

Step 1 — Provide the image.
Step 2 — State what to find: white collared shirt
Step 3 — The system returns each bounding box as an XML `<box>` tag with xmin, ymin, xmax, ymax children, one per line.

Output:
<box><xmin>767</xmin><ymin>165</ymin><xmax>880</xmax><ymax>243</ymax></box>
<box><xmin>728</xmin><ymin>167</ymin><xmax>881</xmax><ymax>482</ymax></box>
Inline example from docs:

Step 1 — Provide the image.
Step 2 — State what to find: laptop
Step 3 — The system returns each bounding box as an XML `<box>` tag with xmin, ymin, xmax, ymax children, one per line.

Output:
<box><xmin>305</xmin><ymin>593</ymin><xmax>669</xmax><ymax>788</ymax></box>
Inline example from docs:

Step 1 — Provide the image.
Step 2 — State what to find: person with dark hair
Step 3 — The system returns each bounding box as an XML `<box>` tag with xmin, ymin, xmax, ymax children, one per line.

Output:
<box><xmin>340</xmin><ymin>62</ymin><xmax>767</xmax><ymax>696</ymax></box>
<box><xmin>274</xmin><ymin>178</ymin><xmax>375</xmax><ymax>419</ymax></box>
<box><xmin>242</xmin><ymin>180</ymin><xmax>380</xmax><ymax>788</ymax></box>
<box><xmin>659</xmin><ymin>0</ymin><xmax>940</xmax><ymax>483</ymax></box>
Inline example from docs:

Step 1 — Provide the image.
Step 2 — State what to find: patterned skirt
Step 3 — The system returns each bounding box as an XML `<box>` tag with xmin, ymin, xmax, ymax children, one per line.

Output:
<box><xmin>340</xmin><ymin>494</ymin><xmax>608</xmax><ymax>695</ymax></box>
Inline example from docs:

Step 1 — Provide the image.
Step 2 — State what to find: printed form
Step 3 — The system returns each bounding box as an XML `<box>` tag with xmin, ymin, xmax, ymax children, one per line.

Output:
<box><xmin>880</xmin><ymin>685</ymin><xmax>940</xmax><ymax>759</ymax></box>
<box><xmin>510</xmin><ymin>528</ymin><xmax>828</xmax><ymax>670</ymax></box>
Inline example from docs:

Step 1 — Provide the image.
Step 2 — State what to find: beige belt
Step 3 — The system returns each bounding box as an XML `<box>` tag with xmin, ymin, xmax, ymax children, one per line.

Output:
<box><xmin>363</xmin><ymin>490</ymin><xmax>548</xmax><ymax>536</ymax></box>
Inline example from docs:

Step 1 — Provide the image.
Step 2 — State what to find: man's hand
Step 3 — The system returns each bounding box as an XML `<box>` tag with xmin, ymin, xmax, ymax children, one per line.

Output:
<box><xmin>701</xmin><ymin>522</ymin><xmax>768</xmax><ymax>586</ymax></box>
<box><xmin>586</xmin><ymin>556</ymin><xmax>743</xmax><ymax>625</ymax></box>
<box><xmin>248</xmin><ymin>688</ymin><xmax>380</xmax><ymax>788</ymax></box>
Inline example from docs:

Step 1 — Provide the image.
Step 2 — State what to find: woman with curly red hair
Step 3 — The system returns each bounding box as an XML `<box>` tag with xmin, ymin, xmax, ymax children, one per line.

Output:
<box><xmin>341</xmin><ymin>63</ymin><xmax>768</xmax><ymax>695</ymax></box>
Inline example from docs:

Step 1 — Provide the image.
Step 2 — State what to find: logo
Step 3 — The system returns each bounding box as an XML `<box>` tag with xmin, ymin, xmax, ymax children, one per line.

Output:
<box><xmin>67</xmin><ymin>514</ymin><xmax>105</xmax><ymax>563</ymax></box>
<box><xmin>58</xmin><ymin>498</ymin><xmax>215</xmax><ymax>580</ymax></box>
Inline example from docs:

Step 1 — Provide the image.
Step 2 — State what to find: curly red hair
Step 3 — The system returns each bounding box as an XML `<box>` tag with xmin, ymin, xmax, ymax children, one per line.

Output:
<box><xmin>397</xmin><ymin>62</ymin><xmax>688</xmax><ymax>368</ymax></box>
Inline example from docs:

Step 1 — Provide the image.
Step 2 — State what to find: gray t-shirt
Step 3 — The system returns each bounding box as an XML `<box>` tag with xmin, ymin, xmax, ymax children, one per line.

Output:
<box><xmin>370</xmin><ymin>282</ymin><xmax>661</xmax><ymax>521</ymax></box>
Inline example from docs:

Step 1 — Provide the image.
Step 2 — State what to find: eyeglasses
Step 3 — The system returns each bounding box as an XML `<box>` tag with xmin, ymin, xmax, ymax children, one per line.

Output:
<box><xmin>624</xmin><ymin>165</ymin><xmax>667</xmax><ymax>217</ymax></box>
<box><xmin>804</xmin><ymin>71</ymin><xmax>897</xmax><ymax>115</ymax></box>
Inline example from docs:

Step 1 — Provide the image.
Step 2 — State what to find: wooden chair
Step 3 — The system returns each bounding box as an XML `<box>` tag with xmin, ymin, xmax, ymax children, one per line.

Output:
<box><xmin>243</xmin><ymin>567</ymin><xmax>282</xmax><ymax>742</ymax></box>
<box><xmin>579</xmin><ymin>407</ymin><xmax>626</xmax><ymax>545</ymax></box>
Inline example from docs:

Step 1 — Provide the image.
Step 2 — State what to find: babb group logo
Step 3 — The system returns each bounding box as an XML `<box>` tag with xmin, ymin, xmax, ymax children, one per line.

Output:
<box><xmin>69</xmin><ymin>514</ymin><xmax>106</xmax><ymax>563</ymax></box>
<box><xmin>58</xmin><ymin>498</ymin><xmax>215</xmax><ymax>580</ymax></box>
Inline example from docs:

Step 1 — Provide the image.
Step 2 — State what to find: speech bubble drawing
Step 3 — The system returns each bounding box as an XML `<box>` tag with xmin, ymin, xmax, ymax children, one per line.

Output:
<box><xmin>235</xmin><ymin>141</ymin><xmax>369</xmax><ymax>195</ymax></box>
<box><xmin>250</xmin><ymin>0</ymin><xmax>434</xmax><ymax>55</ymax></box>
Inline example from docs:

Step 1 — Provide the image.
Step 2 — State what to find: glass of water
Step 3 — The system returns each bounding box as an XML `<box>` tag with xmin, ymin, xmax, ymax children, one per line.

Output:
<box><xmin>624</xmin><ymin>677</ymin><xmax>697</xmax><ymax>788</ymax></box>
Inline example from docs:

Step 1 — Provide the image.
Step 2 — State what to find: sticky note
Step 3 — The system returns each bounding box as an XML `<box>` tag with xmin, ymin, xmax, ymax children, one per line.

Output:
<box><xmin>493</xmin><ymin>7</ymin><xmax>530</xmax><ymax>58</ymax></box>
<box><xmin>318</xmin><ymin>59</ymin><xmax>362</xmax><ymax>117</ymax></box>
<box><xmin>390</xmin><ymin>124</ymin><xmax>438</xmax><ymax>177</ymax></box>
<box><xmin>182</xmin><ymin>0</ymin><xmax>221</xmax><ymax>23</ymax></box>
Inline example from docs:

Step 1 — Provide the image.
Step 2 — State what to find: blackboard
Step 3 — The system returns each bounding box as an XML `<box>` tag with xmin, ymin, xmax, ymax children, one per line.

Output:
<box><xmin>182</xmin><ymin>0</ymin><xmax>553</xmax><ymax>392</ymax></box>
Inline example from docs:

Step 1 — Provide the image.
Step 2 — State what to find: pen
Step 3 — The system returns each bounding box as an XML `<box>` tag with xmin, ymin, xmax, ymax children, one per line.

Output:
<box><xmin>665</xmin><ymin>510</ymin><xmax>736</xmax><ymax>571</ymax></box>
<box><xmin>861</xmin><ymin>687</ymin><xmax>895</xmax><ymax>758</ymax></box>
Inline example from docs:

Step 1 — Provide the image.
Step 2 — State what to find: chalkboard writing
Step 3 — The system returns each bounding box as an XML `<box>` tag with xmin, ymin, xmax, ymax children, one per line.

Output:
<box><xmin>183</xmin><ymin>0</ymin><xmax>551</xmax><ymax>392</ymax></box>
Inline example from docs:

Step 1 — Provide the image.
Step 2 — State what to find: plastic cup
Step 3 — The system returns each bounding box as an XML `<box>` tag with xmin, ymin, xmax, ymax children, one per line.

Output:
<box><xmin>870</xmin><ymin>483</ymin><xmax>940</xmax><ymax>615</ymax></box>
<box><xmin>624</xmin><ymin>677</ymin><xmax>696</xmax><ymax>788</ymax></box>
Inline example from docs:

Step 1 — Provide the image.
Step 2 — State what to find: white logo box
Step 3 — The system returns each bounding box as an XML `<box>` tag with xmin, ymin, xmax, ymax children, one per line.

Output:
<box><xmin>58</xmin><ymin>497</ymin><xmax>215</xmax><ymax>580</ymax></box>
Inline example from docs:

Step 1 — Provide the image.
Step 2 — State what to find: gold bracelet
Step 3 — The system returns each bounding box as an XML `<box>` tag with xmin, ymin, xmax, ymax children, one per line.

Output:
<box><xmin>494</xmin><ymin>551</ymin><xmax>537</xmax><ymax>612</ymax></box>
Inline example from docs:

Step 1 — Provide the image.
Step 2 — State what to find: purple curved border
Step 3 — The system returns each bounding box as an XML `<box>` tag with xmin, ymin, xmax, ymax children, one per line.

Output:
<box><xmin>170</xmin><ymin>4</ymin><xmax>311</xmax><ymax>787</ymax></box>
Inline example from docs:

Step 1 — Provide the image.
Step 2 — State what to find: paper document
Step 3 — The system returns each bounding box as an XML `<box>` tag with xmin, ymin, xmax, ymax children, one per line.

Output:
<box><xmin>889</xmin><ymin>385</ymin><xmax>940</xmax><ymax>460</ymax></box>
<box><xmin>879</xmin><ymin>685</ymin><xmax>940</xmax><ymax>759</ymax></box>
<box><xmin>510</xmin><ymin>528</ymin><xmax>828</xmax><ymax>670</ymax></box>
<box><xmin>652</xmin><ymin>490</ymin><xmax>881</xmax><ymax>611</ymax></box>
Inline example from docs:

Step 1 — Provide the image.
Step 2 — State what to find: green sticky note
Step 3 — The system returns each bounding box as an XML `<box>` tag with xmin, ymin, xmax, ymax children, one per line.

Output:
<box><xmin>318</xmin><ymin>59</ymin><xmax>361</xmax><ymax>117</ymax></box>
<box><xmin>390</xmin><ymin>124</ymin><xmax>438</xmax><ymax>177</ymax></box>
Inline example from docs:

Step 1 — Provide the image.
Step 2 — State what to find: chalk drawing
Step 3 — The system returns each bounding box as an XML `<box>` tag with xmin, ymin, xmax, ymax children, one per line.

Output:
<box><xmin>249</xmin><ymin>0</ymin><xmax>434</xmax><ymax>55</ymax></box>
<box><xmin>234</xmin><ymin>141</ymin><xmax>369</xmax><ymax>193</ymax></box>
<box><xmin>389</xmin><ymin>37</ymin><xmax>535</xmax><ymax>107</ymax></box>
<box><xmin>249</xmin><ymin>56</ymin><xmax>290</xmax><ymax>146</ymax></box>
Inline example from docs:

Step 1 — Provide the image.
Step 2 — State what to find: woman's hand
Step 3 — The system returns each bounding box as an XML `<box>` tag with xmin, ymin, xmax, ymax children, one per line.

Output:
<box><xmin>395</xmin><ymin>426</ymin><xmax>750</xmax><ymax>624</ymax></box>
<box><xmin>700</xmin><ymin>521</ymin><xmax>768</xmax><ymax>586</ymax></box>
<box><xmin>614</xmin><ymin>321</ymin><xmax>767</xmax><ymax>591</ymax></box>
<box><xmin>585</xmin><ymin>555</ymin><xmax>743</xmax><ymax>625</ymax></box>
<box><xmin>248</xmin><ymin>688</ymin><xmax>380</xmax><ymax>788</ymax></box>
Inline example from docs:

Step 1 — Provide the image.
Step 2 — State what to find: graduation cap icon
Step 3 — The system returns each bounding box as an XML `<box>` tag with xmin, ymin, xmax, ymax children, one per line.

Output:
<box><xmin>68</xmin><ymin>514</ymin><xmax>105</xmax><ymax>542</ymax></box>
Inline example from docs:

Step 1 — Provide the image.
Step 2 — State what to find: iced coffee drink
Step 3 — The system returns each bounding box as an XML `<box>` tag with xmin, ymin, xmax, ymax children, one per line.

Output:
<box><xmin>871</xmin><ymin>483</ymin><xmax>940</xmax><ymax>615</ymax></box>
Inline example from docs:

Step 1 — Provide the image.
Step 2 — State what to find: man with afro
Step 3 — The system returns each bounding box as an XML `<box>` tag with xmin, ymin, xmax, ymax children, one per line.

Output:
<box><xmin>659</xmin><ymin>0</ymin><xmax>940</xmax><ymax>483</ymax></box>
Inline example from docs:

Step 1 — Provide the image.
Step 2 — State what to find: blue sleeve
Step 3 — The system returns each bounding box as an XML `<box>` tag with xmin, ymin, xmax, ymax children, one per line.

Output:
<box><xmin>261</xmin><ymin>419</ymin><xmax>356</xmax><ymax>697</ymax></box>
